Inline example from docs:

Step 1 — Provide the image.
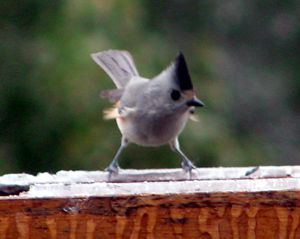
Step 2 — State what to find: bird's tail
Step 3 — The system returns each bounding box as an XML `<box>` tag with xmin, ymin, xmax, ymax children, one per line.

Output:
<box><xmin>91</xmin><ymin>50</ymin><xmax>139</xmax><ymax>89</ymax></box>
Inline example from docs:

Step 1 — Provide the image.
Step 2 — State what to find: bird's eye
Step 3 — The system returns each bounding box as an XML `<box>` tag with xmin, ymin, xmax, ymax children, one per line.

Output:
<box><xmin>171</xmin><ymin>89</ymin><xmax>181</xmax><ymax>101</ymax></box>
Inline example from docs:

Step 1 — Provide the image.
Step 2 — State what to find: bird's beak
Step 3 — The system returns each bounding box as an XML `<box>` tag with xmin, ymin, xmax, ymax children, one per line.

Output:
<box><xmin>186</xmin><ymin>97</ymin><xmax>205</xmax><ymax>107</ymax></box>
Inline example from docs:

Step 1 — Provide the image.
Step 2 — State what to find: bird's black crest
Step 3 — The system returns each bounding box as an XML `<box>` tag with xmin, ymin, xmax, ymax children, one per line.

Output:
<box><xmin>174</xmin><ymin>52</ymin><xmax>193</xmax><ymax>91</ymax></box>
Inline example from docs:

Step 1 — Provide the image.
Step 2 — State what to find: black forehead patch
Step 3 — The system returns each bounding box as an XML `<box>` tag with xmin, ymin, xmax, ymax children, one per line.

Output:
<box><xmin>174</xmin><ymin>52</ymin><xmax>193</xmax><ymax>91</ymax></box>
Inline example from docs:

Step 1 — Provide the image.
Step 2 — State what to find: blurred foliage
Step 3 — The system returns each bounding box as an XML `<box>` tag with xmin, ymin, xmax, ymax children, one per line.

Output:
<box><xmin>0</xmin><ymin>0</ymin><xmax>299</xmax><ymax>174</ymax></box>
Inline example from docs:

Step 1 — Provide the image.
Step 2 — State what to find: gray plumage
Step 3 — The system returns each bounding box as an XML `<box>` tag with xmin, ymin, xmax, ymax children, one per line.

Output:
<box><xmin>91</xmin><ymin>50</ymin><xmax>139</xmax><ymax>89</ymax></box>
<box><xmin>91</xmin><ymin>49</ymin><xmax>204</xmax><ymax>175</ymax></box>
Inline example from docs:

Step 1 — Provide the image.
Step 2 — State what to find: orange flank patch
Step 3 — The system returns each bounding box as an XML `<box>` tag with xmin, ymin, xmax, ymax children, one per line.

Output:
<box><xmin>103</xmin><ymin>101</ymin><xmax>121</xmax><ymax>120</ymax></box>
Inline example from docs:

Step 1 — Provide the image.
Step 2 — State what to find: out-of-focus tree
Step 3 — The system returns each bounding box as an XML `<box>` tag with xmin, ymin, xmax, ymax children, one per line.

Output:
<box><xmin>0</xmin><ymin>0</ymin><xmax>299</xmax><ymax>174</ymax></box>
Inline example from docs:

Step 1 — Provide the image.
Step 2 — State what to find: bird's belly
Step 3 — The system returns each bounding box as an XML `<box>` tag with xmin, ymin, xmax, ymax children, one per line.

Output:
<box><xmin>116</xmin><ymin>112</ymin><xmax>189</xmax><ymax>146</ymax></box>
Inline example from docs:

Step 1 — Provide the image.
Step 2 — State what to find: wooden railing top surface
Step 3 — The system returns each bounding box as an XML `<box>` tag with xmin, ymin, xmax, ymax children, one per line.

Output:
<box><xmin>1</xmin><ymin>166</ymin><xmax>300</xmax><ymax>238</ymax></box>
<box><xmin>0</xmin><ymin>166</ymin><xmax>299</xmax><ymax>199</ymax></box>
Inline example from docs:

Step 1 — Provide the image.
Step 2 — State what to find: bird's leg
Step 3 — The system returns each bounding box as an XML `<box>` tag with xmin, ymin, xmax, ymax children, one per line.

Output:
<box><xmin>105</xmin><ymin>137</ymin><xmax>129</xmax><ymax>174</ymax></box>
<box><xmin>105</xmin><ymin>146</ymin><xmax>124</xmax><ymax>174</ymax></box>
<box><xmin>170</xmin><ymin>138</ymin><xmax>196</xmax><ymax>174</ymax></box>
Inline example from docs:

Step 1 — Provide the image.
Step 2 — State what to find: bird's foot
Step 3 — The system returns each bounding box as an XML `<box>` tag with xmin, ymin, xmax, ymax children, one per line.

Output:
<box><xmin>181</xmin><ymin>159</ymin><xmax>197</xmax><ymax>174</ymax></box>
<box><xmin>105</xmin><ymin>164</ymin><xmax>120</xmax><ymax>175</ymax></box>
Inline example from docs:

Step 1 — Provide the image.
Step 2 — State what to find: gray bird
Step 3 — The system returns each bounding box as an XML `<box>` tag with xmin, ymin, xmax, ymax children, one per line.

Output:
<box><xmin>91</xmin><ymin>50</ymin><xmax>204</xmax><ymax>174</ymax></box>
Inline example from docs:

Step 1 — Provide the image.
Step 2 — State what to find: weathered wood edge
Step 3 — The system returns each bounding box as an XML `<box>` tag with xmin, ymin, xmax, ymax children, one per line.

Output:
<box><xmin>0</xmin><ymin>191</ymin><xmax>300</xmax><ymax>216</ymax></box>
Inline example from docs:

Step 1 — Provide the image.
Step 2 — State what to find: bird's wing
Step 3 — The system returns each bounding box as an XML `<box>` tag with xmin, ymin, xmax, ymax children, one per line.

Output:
<box><xmin>100</xmin><ymin>88</ymin><xmax>124</xmax><ymax>103</ymax></box>
<box><xmin>91</xmin><ymin>50</ymin><xmax>139</xmax><ymax>88</ymax></box>
<box><xmin>103</xmin><ymin>101</ymin><xmax>136</xmax><ymax>120</ymax></box>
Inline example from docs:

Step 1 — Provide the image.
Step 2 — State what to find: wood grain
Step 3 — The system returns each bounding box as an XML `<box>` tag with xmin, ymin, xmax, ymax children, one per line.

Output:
<box><xmin>0</xmin><ymin>166</ymin><xmax>300</xmax><ymax>238</ymax></box>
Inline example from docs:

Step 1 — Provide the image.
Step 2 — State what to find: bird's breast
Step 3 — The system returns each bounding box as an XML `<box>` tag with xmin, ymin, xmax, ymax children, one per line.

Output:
<box><xmin>116</xmin><ymin>110</ymin><xmax>190</xmax><ymax>146</ymax></box>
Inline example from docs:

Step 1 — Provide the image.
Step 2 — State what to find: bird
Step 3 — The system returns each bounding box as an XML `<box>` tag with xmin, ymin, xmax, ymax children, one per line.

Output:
<box><xmin>91</xmin><ymin>50</ymin><xmax>204</xmax><ymax>174</ymax></box>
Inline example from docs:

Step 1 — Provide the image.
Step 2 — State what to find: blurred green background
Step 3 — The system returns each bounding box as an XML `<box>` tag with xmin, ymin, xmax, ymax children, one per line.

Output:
<box><xmin>0</xmin><ymin>0</ymin><xmax>299</xmax><ymax>174</ymax></box>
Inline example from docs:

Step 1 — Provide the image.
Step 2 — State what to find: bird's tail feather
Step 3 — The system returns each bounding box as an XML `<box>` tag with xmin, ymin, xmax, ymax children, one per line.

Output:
<box><xmin>91</xmin><ymin>50</ymin><xmax>139</xmax><ymax>88</ymax></box>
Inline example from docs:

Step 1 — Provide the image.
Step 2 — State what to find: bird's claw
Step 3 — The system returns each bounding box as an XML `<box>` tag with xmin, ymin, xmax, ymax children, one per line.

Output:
<box><xmin>181</xmin><ymin>160</ymin><xmax>196</xmax><ymax>173</ymax></box>
<box><xmin>105</xmin><ymin>164</ymin><xmax>120</xmax><ymax>175</ymax></box>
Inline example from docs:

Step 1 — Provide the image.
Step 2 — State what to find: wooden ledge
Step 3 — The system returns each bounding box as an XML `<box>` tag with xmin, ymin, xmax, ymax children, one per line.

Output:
<box><xmin>0</xmin><ymin>166</ymin><xmax>299</xmax><ymax>198</ymax></box>
<box><xmin>0</xmin><ymin>166</ymin><xmax>300</xmax><ymax>238</ymax></box>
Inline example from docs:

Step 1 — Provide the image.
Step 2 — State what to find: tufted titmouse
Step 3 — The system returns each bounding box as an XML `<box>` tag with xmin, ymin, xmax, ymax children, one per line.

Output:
<box><xmin>91</xmin><ymin>50</ymin><xmax>204</xmax><ymax>174</ymax></box>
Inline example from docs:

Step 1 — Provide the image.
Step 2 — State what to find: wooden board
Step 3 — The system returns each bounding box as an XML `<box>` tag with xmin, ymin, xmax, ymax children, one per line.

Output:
<box><xmin>0</xmin><ymin>166</ymin><xmax>300</xmax><ymax>238</ymax></box>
